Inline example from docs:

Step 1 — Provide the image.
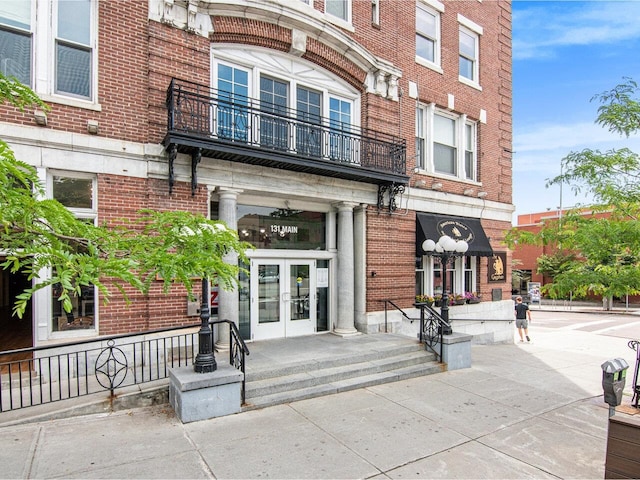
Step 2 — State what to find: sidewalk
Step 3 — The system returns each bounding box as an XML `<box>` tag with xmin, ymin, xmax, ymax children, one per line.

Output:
<box><xmin>1</xmin><ymin>326</ymin><xmax>638</xmax><ymax>479</ymax></box>
<box><xmin>533</xmin><ymin>300</ymin><xmax>640</xmax><ymax>315</ymax></box>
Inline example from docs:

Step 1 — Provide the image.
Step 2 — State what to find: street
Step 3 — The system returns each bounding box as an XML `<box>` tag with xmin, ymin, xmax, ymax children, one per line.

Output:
<box><xmin>530</xmin><ymin>307</ymin><xmax>640</xmax><ymax>340</ymax></box>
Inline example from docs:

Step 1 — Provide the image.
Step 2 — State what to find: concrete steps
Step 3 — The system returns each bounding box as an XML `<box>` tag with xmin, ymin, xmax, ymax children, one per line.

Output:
<box><xmin>242</xmin><ymin>342</ymin><xmax>443</xmax><ymax>411</ymax></box>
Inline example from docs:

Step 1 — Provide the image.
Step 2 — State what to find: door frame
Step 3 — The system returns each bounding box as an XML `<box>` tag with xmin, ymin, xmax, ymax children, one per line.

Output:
<box><xmin>250</xmin><ymin>258</ymin><xmax>316</xmax><ymax>340</ymax></box>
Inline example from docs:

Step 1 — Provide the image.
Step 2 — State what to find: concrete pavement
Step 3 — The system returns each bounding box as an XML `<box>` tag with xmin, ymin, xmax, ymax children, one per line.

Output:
<box><xmin>1</xmin><ymin>324</ymin><xmax>639</xmax><ymax>479</ymax></box>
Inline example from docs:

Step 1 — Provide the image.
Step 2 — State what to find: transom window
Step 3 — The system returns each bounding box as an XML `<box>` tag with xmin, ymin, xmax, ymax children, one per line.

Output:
<box><xmin>415</xmin><ymin>104</ymin><xmax>477</xmax><ymax>181</ymax></box>
<box><xmin>0</xmin><ymin>0</ymin><xmax>96</xmax><ymax>102</ymax></box>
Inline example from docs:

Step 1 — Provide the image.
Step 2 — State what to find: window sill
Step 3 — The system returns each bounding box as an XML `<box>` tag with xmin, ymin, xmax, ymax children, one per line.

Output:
<box><xmin>324</xmin><ymin>14</ymin><xmax>354</xmax><ymax>32</ymax></box>
<box><xmin>426</xmin><ymin>171</ymin><xmax>482</xmax><ymax>186</ymax></box>
<box><xmin>458</xmin><ymin>76</ymin><xmax>482</xmax><ymax>91</ymax></box>
<box><xmin>39</xmin><ymin>93</ymin><xmax>102</xmax><ymax>112</ymax></box>
<box><xmin>415</xmin><ymin>57</ymin><xmax>443</xmax><ymax>74</ymax></box>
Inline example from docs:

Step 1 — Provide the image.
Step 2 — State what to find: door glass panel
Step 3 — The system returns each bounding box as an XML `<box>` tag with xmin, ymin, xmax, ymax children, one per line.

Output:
<box><xmin>316</xmin><ymin>259</ymin><xmax>329</xmax><ymax>332</ymax></box>
<box><xmin>258</xmin><ymin>264</ymin><xmax>280</xmax><ymax>324</ymax></box>
<box><xmin>260</xmin><ymin>76</ymin><xmax>289</xmax><ymax>151</ymax></box>
<box><xmin>296</xmin><ymin>86</ymin><xmax>322</xmax><ymax>157</ymax></box>
<box><xmin>238</xmin><ymin>261</ymin><xmax>250</xmax><ymax>339</ymax></box>
<box><xmin>217</xmin><ymin>64</ymin><xmax>249</xmax><ymax>142</ymax></box>
<box><xmin>290</xmin><ymin>264</ymin><xmax>310</xmax><ymax>321</ymax></box>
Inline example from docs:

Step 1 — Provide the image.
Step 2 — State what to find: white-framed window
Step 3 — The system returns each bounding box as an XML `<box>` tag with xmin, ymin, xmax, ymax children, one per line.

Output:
<box><xmin>48</xmin><ymin>171</ymin><xmax>98</xmax><ymax>334</ymax></box>
<box><xmin>326</xmin><ymin>0</ymin><xmax>350</xmax><ymax>23</ymax></box>
<box><xmin>415</xmin><ymin>104</ymin><xmax>478</xmax><ymax>181</ymax></box>
<box><xmin>0</xmin><ymin>0</ymin><xmax>32</xmax><ymax>85</ymax></box>
<box><xmin>416</xmin><ymin>2</ymin><xmax>441</xmax><ymax>68</ymax></box>
<box><xmin>415</xmin><ymin>255</ymin><xmax>477</xmax><ymax>299</ymax></box>
<box><xmin>213</xmin><ymin>57</ymin><xmax>357</xmax><ymax>162</ymax></box>
<box><xmin>458</xmin><ymin>14</ymin><xmax>482</xmax><ymax>88</ymax></box>
<box><xmin>0</xmin><ymin>0</ymin><xmax>97</xmax><ymax>104</ymax></box>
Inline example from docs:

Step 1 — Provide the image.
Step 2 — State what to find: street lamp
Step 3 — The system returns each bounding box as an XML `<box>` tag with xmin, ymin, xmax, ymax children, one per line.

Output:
<box><xmin>175</xmin><ymin>222</ymin><xmax>223</xmax><ymax>373</ymax></box>
<box><xmin>194</xmin><ymin>276</ymin><xmax>217</xmax><ymax>373</ymax></box>
<box><xmin>422</xmin><ymin>235</ymin><xmax>469</xmax><ymax>333</ymax></box>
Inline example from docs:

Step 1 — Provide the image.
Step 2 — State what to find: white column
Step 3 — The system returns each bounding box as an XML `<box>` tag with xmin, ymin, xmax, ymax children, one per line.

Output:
<box><xmin>353</xmin><ymin>204</ymin><xmax>366</xmax><ymax>332</ymax></box>
<box><xmin>334</xmin><ymin>202</ymin><xmax>358</xmax><ymax>335</ymax></box>
<box><xmin>216</xmin><ymin>188</ymin><xmax>241</xmax><ymax>349</ymax></box>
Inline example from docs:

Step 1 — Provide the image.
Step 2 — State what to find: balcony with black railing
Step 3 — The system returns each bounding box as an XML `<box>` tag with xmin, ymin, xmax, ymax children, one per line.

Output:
<box><xmin>163</xmin><ymin>79</ymin><xmax>408</xmax><ymax>197</ymax></box>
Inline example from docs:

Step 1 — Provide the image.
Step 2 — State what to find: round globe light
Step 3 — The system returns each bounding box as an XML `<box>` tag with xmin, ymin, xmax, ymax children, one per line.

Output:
<box><xmin>422</xmin><ymin>239</ymin><xmax>436</xmax><ymax>252</ymax></box>
<box><xmin>455</xmin><ymin>240</ymin><xmax>469</xmax><ymax>253</ymax></box>
<box><xmin>444</xmin><ymin>236</ymin><xmax>458</xmax><ymax>252</ymax></box>
<box><xmin>435</xmin><ymin>243</ymin><xmax>444</xmax><ymax>253</ymax></box>
<box><xmin>438</xmin><ymin>235</ymin><xmax>450</xmax><ymax>247</ymax></box>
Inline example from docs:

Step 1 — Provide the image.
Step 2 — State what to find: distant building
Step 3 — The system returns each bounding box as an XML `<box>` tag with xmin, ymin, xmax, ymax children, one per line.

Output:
<box><xmin>512</xmin><ymin>208</ymin><xmax>619</xmax><ymax>301</ymax></box>
<box><xmin>0</xmin><ymin>0</ymin><xmax>514</xmax><ymax>349</ymax></box>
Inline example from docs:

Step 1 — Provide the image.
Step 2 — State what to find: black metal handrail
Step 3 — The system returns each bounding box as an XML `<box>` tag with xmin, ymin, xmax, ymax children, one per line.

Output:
<box><xmin>382</xmin><ymin>299</ymin><xmax>449</xmax><ymax>362</ymax></box>
<box><xmin>166</xmin><ymin>78</ymin><xmax>406</xmax><ymax>175</ymax></box>
<box><xmin>416</xmin><ymin>303</ymin><xmax>447</xmax><ymax>362</ymax></box>
<box><xmin>0</xmin><ymin>319</ymin><xmax>249</xmax><ymax>413</ymax></box>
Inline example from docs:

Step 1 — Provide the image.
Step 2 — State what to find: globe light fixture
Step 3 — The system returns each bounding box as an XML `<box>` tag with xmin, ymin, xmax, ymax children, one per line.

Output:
<box><xmin>421</xmin><ymin>235</ymin><xmax>469</xmax><ymax>332</ymax></box>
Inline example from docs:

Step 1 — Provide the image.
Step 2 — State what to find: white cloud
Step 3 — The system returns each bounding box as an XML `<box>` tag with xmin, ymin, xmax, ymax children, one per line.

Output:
<box><xmin>512</xmin><ymin>121</ymin><xmax>640</xmax><ymax>176</ymax></box>
<box><xmin>513</xmin><ymin>1</ymin><xmax>640</xmax><ymax>60</ymax></box>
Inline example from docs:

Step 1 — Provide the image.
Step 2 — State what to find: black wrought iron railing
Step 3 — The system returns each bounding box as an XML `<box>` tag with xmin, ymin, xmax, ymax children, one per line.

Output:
<box><xmin>416</xmin><ymin>304</ymin><xmax>448</xmax><ymax>362</ymax></box>
<box><xmin>0</xmin><ymin>319</ymin><xmax>249</xmax><ymax>413</ymax></box>
<box><xmin>165</xmin><ymin>78</ymin><xmax>406</xmax><ymax>176</ymax></box>
<box><xmin>382</xmin><ymin>299</ymin><xmax>449</xmax><ymax>362</ymax></box>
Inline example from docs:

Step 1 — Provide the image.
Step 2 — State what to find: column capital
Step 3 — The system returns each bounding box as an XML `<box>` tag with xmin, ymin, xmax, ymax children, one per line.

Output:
<box><xmin>333</xmin><ymin>201</ymin><xmax>360</xmax><ymax>212</ymax></box>
<box><xmin>214</xmin><ymin>187</ymin><xmax>243</xmax><ymax>200</ymax></box>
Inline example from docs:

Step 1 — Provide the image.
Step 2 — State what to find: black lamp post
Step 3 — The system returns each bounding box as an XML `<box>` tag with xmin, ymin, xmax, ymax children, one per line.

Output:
<box><xmin>422</xmin><ymin>235</ymin><xmax>468</xmax><ymax>333</ymax></box>
<box><xmin>194</xmin><ymin>276</ymin><xmax>217</xmax><ymax>373</ymax></box>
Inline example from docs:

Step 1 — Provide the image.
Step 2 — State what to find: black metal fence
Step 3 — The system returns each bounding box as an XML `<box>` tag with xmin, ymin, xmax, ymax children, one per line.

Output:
<box><xmin>166</xmin><ymin>78</ymin><xmax>406</xmax><ymax>175</ymax></box>
<box><xmin>0</xmin><ymin>319</ymin><xmax>249</xmax><ymax>413</ymax></box>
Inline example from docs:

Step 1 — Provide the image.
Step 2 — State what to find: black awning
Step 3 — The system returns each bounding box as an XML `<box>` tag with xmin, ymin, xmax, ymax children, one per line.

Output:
<box><xmin>416</xmin><ymin>213</ymin><xmax>494</xmax><ymax>257</ymax></box>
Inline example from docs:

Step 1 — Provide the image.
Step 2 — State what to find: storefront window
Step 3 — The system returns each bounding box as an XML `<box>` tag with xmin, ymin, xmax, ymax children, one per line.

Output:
<box><xmin>50</xmin><ymin>173</ymin><xmax>96</xmax><ymax>332</ymax></box>
<box><xmin>416</xmin><ymin>256</ymin><xmax>476</xmax><ymax>298</ymax></box>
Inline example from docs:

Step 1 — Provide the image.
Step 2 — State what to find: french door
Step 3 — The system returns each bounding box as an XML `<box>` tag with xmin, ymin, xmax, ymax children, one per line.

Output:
<box><xmin>250</xmin><ymin>259</ymin><xmax>316</xmax><ymax>340</ymax></box>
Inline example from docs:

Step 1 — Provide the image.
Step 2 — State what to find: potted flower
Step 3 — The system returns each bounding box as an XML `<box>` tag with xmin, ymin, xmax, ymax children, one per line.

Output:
<box><xmin>453</xmin><ymin>293</ymin><xmax>466</xmax><ymax>305</ymax></box>
<box><xmin>433</xmin><ymin>294</ymin><xmax>443</xmax><ymax>307</ymax></box>
<box><xmin>465</xmin><ymin>291</ymin><xmax>481</xmax><ymax>304</ymax></box>
<box><xmin>415</xmin><ymin>294</ymin><xmax>434</xmax><ymax>307</ymax></box>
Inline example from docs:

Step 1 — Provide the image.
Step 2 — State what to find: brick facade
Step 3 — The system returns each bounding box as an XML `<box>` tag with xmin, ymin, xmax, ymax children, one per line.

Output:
<box><xmin>1</xmin><ymin>0</ymin><xmax>514</xmax><ymax>341</ymax></box>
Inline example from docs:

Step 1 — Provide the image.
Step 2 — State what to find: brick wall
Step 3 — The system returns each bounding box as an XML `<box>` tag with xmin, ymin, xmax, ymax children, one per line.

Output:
<box><xmin>365</xmin><ymin>207</ymin><xmax>416</xmax><ymax>311</ymax></box>
<box><xmin>97</xmin><ymin>175</ymin><xmax>207</xmax><ymax>334</ymax></box>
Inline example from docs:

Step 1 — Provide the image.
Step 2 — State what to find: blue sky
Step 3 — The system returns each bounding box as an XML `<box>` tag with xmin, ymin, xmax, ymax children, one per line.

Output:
<box><xmin>512</xmin><ymin>0</ymin><xmax>640</xmax><ymax>222</ymax></box>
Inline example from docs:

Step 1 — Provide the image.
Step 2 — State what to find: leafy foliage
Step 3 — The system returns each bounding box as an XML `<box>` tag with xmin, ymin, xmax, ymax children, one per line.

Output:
<box><xmin>507</xmin><ymin>78</ymin><xmax>640</xmax><ymax>309</ymax></box>
<box><xmin>0</xmin><ymin>73</ymin><xmax>251</xmax><ymax>318</ymax></box>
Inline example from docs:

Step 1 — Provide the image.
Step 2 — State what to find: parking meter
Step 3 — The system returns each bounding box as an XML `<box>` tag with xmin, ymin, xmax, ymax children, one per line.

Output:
<box><xmin>601</xmin><ymin>358</ymin><xmax>629</xmax><ymax>412</ymax></box>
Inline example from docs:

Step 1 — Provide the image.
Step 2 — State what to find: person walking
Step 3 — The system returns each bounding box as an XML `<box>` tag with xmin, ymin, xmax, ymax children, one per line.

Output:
<box><xmin>514</xmin><ymin>296</ymin><xmax>532</xmax><ymax>343</ymax></box>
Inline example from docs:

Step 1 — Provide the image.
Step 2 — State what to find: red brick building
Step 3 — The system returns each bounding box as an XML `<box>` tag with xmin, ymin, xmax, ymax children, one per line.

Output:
<box><xmin>0</xmin><ymin>0</ymin><xmax>514</xmax><ymax>348</ymax></box>
<box><xmin>512</xmin><ymin>208</ymin><xmax>618</xmax><ymax>300</ymax></box>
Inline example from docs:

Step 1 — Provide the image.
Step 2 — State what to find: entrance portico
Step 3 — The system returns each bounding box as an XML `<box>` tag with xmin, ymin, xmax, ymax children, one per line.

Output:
<box><xmin>212</xmin><ymin>190</ymin><xmax>360</xmax><ymax>341</ymax></box>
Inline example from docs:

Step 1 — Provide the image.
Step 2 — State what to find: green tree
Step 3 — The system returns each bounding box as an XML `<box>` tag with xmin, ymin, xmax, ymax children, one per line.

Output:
<box><xmin>0</xmin><ymin>73</ymin><xmax>250</xmax><ymax>318</ymax></box>
<box><xmin>507</xmin><ymin>78</ymin><xmax>640</xmax><ymax>310</ymax></box>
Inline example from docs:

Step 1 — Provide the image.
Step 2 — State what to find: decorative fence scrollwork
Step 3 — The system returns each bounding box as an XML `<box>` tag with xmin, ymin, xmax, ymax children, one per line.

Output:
<box><xmin>95</xmin><ymin>340</ymin><xmax>128</xmax><ymax>392</ymax></box>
